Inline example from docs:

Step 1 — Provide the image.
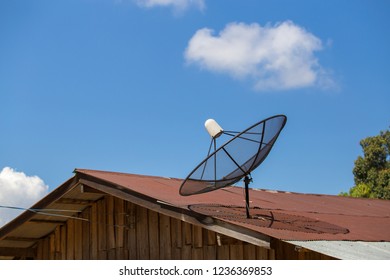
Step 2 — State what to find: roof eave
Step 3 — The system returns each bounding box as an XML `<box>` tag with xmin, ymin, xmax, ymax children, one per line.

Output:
<box><xmin>0</xmin><ymin>175</ymin><xmax>78</xmax><ymax>240</ymax></box>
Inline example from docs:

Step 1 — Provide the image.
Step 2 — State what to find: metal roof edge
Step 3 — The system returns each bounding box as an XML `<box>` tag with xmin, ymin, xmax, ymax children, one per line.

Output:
<box><xmin>286</xmin><ymin>240</ymin><xmax>390</xmax><ymax>260</ymax></box>
<box><xmin>74</xmin><ymin>168</ymin><xmax>182</xmax><ymax>182</ymax></box>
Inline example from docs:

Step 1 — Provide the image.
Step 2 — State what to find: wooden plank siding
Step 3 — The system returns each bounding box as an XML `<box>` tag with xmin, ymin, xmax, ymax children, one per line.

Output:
<box><xmin>31</xmin><ymin>194</ymin><xmax>330</xmax><ymax>260</ymax></box>
<box><xmin>270</xmin><ymin>238</ymin><xmax>335</xmax><ymax>260</ymax></box>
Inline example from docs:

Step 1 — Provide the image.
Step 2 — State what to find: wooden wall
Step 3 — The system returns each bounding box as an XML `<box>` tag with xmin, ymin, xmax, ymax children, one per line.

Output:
<box><xmin>270</xmin><ymin>239</ymin><xmax>335</xmax><ymax>260</ymax></box>
<box><xmin>34</xmin><ymin>195</ymin><xmax>275</xmax><ymax>260</ymax></box>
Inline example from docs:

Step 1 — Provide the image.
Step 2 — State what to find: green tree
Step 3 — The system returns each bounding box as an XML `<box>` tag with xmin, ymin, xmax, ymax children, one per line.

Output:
<box><xmin>344</xmin><ymin>129</ymin><xmax>390</xmax><ymax>199</ymax></box>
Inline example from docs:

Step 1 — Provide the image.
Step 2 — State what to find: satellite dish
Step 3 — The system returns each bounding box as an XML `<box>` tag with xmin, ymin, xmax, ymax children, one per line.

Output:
<box><xmin>179</xmin><ymin>115</ymin><xmax>287</xmax><ymax>218</ymax></box>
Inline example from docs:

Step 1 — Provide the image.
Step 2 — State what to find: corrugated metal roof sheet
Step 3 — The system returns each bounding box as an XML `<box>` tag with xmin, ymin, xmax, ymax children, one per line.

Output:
<box><xmin>287</xmin><ymin>240</ymin><xmax>390</xmax><ymax>260</ymax></box>
<box><xmin>74</xmin><ymin>169</ymin><xmax>390</xmax><ymax>242</ymax></box>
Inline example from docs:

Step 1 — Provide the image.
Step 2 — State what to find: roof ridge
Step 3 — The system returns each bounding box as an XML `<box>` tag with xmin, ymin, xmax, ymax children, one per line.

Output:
<box><xmin>74</xmin><ymin>168</ymin><xmax>179</xmax><ymax>181</ymax></box>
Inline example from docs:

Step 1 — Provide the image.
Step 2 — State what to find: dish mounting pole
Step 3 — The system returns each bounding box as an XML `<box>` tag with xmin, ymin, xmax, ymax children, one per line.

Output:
<box><xmin>244</xmin><ymin>175</ymin><xmax>252</xmax><ymax>219</ymax></box>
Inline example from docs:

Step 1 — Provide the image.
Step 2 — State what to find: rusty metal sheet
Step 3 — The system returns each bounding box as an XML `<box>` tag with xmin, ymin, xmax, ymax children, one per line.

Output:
<box><xmin>75</xmin><ymin>169</ymin><xmax>390</xmax><ymax>242</ymax></box>
<box><xmin>189</xmin><ymin>204</ymin><xmax>349</xmax><ymax>235</ymax></box>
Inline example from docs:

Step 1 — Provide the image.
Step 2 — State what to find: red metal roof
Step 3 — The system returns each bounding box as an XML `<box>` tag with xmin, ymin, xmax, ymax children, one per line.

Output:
<box><xmin>75</xmin><ymin>169</ymin><xmax>390</xmax><ymax>242</ymax></box>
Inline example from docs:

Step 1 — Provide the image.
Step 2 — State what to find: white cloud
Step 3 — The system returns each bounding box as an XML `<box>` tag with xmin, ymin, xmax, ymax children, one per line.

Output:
<box><xmin>185</xmin><ymin>21</ymin><xmax>335</xmax><ymax>91</ymax></box>
<box><xmin>0</xmin><ymin>167</ymin><xmax>49</xmax><ymax>227</ymax></box>
<box><xmin>135</xmin><ymin>0</ymin><xmax>205</xmax><ymax>12</ymax></box>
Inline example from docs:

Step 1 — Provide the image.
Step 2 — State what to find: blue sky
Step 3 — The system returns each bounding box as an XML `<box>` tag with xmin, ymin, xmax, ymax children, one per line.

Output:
<box><xmin>1</xmin><ymin>0</ymin><xmax>389</xmax><ymax>221</ymax></box>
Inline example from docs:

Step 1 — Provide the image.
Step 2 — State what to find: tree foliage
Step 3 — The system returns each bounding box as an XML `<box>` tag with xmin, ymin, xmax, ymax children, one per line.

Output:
<box><xmin>343</xmin><ymin>129</ymin><xmax>390</xmax><ymax>199</ymax></box>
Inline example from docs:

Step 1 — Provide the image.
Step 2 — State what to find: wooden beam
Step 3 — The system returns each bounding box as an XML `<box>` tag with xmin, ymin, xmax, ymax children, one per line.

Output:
<box><xmin>148</xmin><ymin>210</ymin><xmax>159</xmax><ymax>259</ymax></box>
<box><xmin>90</xmin><ymin>203</ymin><xmax>98</xmax><ymax>260</ymax></box>
<box><xmin>136</xmin><ymin>206</ymin><xmax>149</xmax><ymax>259</ymax></box>
<box><xmin>126</xmin><ymin>202</ymin><xmax>137</xmax><ymax>259</ymax></box>
<box><xmin>80</xmin><ymin>185</ymin><xmax>105</xmax><ymax>194</ymax></box>
<box><xmin>4</xmin><ymin>236</ymin><xmax>40</xmax><ymax>242</ymax></box>
<box><xmin>82</xmin><ymin>208</ymin><xmax>90</xmax><ymax>260</ymax></box>
<box><xmin>159</xmin><ymin>213</ymin><xmax>171</xmax><ymax>259</ymax></box>
<box><xmin>97</xmin><ymin>198</ymin><xmax>107</xmax><ymax>260</ymax></box>
<box><xmin>66</xmin><ymin>219</ymin><xmax>75</xmax><ymax>260</ymax></box>
<box><xmin>56</xmin><ymin>198</ymin><xmax>94</xmax><ymax>205</ymax></box>
<box><xmin>0</xmin><ymin>247</ymin><xmax>36</xmax><ymax>258</ymax></box>
<box><xmin>29</xmin><ymin>219</ymin><xmax>66</xmax><ymax>225</ymax></box>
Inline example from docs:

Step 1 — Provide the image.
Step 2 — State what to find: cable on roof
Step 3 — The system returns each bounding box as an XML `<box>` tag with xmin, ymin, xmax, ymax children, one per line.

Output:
<box><xmin>0</xmin><ymin>205</ymin><xmax>134</xmax><ymax>227</ymax></box>
<box><xmin>0</xmin><ymin>205</ymin><xmax>88</xmax><ymax>222</ymax></box>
